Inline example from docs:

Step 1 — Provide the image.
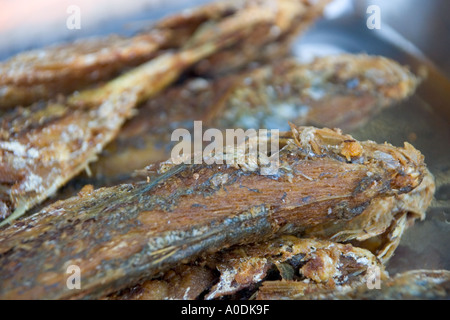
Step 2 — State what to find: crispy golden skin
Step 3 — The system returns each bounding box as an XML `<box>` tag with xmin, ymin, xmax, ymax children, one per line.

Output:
<box><xmin>204</xmin><ymin>169</ymin><xmax>435</xmax><ymax>299</ymax></box>
<box><xmin>0</xmin><ymin>0</ymin><xmax>330</xmax><ymax>109</ymax></box>
<box><xmin>0</xmin><ymin>125</ymin><xmax>428</xmax><ymax>299</ymax></box>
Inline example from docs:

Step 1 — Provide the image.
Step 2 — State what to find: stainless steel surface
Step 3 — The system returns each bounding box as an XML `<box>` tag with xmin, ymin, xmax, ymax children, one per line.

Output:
<box><xmin>0</xmin><ymin>0</ymin><xmax>449</xmax><ymax>277</ymax></box>
<box><xmin>356</xmin><ymin>0</ymin><xmax>450</xmax><ymax>76</ymax></box>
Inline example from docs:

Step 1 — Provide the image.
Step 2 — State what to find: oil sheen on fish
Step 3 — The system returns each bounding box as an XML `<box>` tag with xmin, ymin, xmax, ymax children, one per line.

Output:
<box><xmin>0</xmin><ymin>125</ymin><xmax>427</xmax><ymax>299</ymax></box>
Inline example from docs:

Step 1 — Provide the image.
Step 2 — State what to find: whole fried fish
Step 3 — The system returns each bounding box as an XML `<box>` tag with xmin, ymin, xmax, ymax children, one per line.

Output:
<box><xmin>89</xmin><ymin>54</ymin><xmax>419</xmax><ymax>182</ymax></box>
<box><xmin>0</xmin><ymin>125</ymin><xmax>428</xmax><ymax>299</ymax></box>
<box><xmin>202</xmin><ymin>167</ymin><xmax>435</xmax><ymax>299</ymax></box>
<box><xmin>107</xmin><ymin>168</ymin><xmax>434</xmax><ymax>300</ymax></box>
<box><xmin>0</xmin><ymin>0</ymin><xmax>330</xmax><ymax>109</ymax></box>
<box><xmin>0</xmin><ymin>6</ymin><xmax>284</xmax><ymax>225</ymax></box>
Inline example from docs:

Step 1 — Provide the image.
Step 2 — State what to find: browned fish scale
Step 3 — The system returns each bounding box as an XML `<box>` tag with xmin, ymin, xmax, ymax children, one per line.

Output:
<box><xmin>89</xmin><ymin>54</ymin><xmax>419</xmax><ymax>182</ymax></box>
<box><xmin>213</xmin><ymin>54</ymin><xmax>420</xmax><ymax>131</ymax></box>
<box><xmin>306</xmin><ymin>167</ymin><xmax>435</xmax><ymax>263</ymax></box>
<box><xmin>200</xmin><ymin>170</ymin><xmax>434</xmax><ymax>299</ymax></box>
<box><xmin>106</xmin><ymin>265</ymin><xmax>217</xmax><ymax>300</ymax></box>
<box><xmin>0</xmin><ymin>6</ymin><xmax>283</xmax><ymax>225</ymax></box>
<box><xmin>190</xmin><ymin>0</ymin><xmax>331</xmax><ymax>76</ymax></box>
<box><xmin>0</xmin><ymin>125</ymin><xmax>427</xmax><ymax>299</ymax></box>
<box><xmin>108</xmin><ymin>169</ymin><xmax>434</xmax><ymax>300</ymax></box>
<box><xmin>107</xmin><ymin>236</ymin><xmax>385</xmax><ymax>300</ymax></box>
<box><xmin>0</xmin><ymin>0</ymin><xmax>329</xmax><ymax>109</ymax></box>
<box><xmin>262</xmin><ymin>269</ymin><xmax>450</xmax><ymax>300</ymax></box>
<box><xmin>204</xmin><ymin>236</ymin><xmax>386</xmax><ymax>299</ymax></box>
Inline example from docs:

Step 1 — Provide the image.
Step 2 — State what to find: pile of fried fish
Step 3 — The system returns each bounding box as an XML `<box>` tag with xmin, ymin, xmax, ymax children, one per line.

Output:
<box><xmin>0</xmin><ymin>0</ymin><xmax>448</xmax><ymax>300</ymax></box>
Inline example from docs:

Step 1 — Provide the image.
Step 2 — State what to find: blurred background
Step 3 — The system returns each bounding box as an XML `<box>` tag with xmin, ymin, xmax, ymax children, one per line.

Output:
<box><xmin>0</xmin><ymin>0</ymin><xmax>449</xmax><ymax>76</ymax></box>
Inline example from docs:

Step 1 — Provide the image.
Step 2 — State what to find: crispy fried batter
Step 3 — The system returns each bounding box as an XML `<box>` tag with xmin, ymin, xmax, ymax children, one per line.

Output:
<box><xmin>108</xmin><ymin>236</ymin><xmax>385</xmax><ymax>300</ymax></box>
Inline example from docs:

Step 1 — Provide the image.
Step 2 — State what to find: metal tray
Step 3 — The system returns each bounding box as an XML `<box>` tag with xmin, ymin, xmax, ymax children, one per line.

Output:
<box><xmin>295</xmin><ymin>3</ymin><xmax>450</xmax><ymax>274</ymax></box>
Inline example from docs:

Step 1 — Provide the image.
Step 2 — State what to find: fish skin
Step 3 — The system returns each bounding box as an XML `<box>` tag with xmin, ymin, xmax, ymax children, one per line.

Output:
<box><xmin>107</xmin><ymin>168</ymin><xmax>434</xmax><ymax>300</ymax></box>
<box><xmin>305</xmin><ymin>167</ymin><xmax>435</xmax><ymax>263</ymax></box>
<box><xmin>203</xmin><ymin>236</ymin><xmax>386</xmax><ymax>300</ymax></box>
<box><xmin>106</xmin><ymin>264</ymin><xmax>217</xmax><ymax>300</ymax></box>
<box><xmin>0</xmin><ymin>125</ymin><xmax>427</xmax><ymax>299</ymax></box>
<box><xmin>209</xmin><ymin>54</ymin><xmax>420</xmax><ymax>131</ymax></box>
<box><xmin>107</xmin><ymin>236</ymin><xmax>385</xmax><ymax>300</ymax></box>
<box><xmin>88</xmin><ymin>54</ymin><xmax>420</xmax><ymax>182</ymax></box>
<box><xmin>287</xmin><ymin>269</ymin><xmax>450</xmax><ymax>300</ymax></box>
<box><xmin>0</xmin><ymin>0</ymin><xmax>329</xmax><ymax>109</ymax></box>
<box><xmin>0</xmin><ymin>2</ymin><xmax>302</xmax><ymax>225</ymax></box>
<box><xmin>190</xmin><ymin>0</ymin><xmax>332</xmax><ymax>76</ymax></box>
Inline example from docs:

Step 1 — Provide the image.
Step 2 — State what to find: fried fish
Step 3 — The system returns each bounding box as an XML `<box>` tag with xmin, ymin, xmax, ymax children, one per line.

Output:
<box><xmin>0</xmin><ymin>125</ymin><xmax>429</xmax><ymax>299</ymax></box>
<box><xmin>260</xmin><ymin>269</ymin><xmax>450</xmax><ymax>300</ymax></box>
<box><xmin>107</xmin><ymin>168</ymin><xmax>434</xmax><ymax>300</ymax></box>
<box><xmin>0</xmin><ymin>5</ymin><xmax>284</xmax><ymax>225</ymax></box>
<box><xmin>89</xmin><ymin>54</ymin><xmax>419</xmax><ymax>182</ymax></box>
<box><xmin>107</xmin><ymin>236</ymin><xmax>386</xmax><ymax>300</ymax></box>
<box><xmin>0</xmin><ymin>0</ymin><xmax>330</xmax><ymax>109</ymax></box>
